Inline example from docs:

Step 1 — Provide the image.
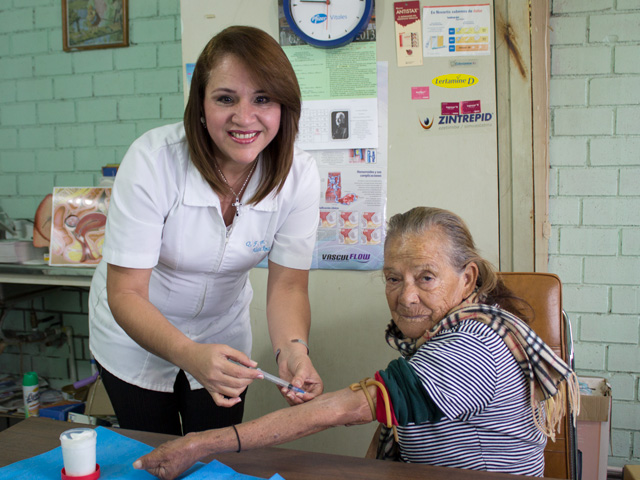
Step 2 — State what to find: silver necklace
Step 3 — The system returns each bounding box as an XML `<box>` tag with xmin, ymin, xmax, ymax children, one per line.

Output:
<box><xmin>216</xmin><ymin>161</ymin><xmax>257</xmax><ymax>216</ymax></box>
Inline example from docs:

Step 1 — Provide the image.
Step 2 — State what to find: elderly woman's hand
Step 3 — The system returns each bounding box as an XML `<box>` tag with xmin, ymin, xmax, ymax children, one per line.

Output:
<box><xmin>133</xmin><ymin>432</ymin><xmax>205</xmax><ymax>480</ymax></box>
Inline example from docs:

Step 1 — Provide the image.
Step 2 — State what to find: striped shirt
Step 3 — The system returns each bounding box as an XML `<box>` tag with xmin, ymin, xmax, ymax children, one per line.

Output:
<box><xmin>392</xmin><ymin>319</ymin><xmax>546</xmax><ymax>475</ymax></box>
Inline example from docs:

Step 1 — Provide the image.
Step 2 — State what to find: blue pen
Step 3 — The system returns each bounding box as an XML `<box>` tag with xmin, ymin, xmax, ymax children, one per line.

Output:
<box><xmin>228</xmin><ymin>359</ymin><xmax>306</xmax><ymax>395</ymax></box>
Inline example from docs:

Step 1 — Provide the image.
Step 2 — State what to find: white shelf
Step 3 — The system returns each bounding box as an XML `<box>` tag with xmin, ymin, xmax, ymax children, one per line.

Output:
<box><xmin>0</xmin><ymin>265</ymin><xmax>94</xmax><ymax>288</ymax></box>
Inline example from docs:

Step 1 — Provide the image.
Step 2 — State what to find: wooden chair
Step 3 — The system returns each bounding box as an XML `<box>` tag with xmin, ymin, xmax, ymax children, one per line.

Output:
<box><xmin>499</xmin><ymin>272</ymin><xmax>577</xmax><ymax>479</ymax></box>
<box><xmin>365</xmin><ymin>272</ymin><xmax>578</xmax><ymax>479</ymax></box>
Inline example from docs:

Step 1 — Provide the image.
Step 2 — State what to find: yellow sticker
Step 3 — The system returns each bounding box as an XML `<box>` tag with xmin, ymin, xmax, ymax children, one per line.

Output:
<box><xmin>432</xmin><ymin>73</ymin><xmax>478</xmax><ymax>88</ymax></box>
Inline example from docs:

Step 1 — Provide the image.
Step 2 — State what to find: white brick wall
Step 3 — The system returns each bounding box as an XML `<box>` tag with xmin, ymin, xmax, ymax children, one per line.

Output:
<box><xmin>550</xmin><ymin>0</ymin><xmax>640</xmax><ymax>468</ymax></box>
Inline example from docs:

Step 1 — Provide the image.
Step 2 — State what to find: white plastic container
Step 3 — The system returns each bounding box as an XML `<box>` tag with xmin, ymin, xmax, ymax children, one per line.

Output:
<box><xmin>59</xmin><ymin>428</ymin><xmax>97</xmax><ymax>477</ymax></box>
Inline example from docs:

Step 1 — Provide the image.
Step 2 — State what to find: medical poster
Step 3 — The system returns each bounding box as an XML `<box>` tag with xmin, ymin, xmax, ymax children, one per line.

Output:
<box><xmin>422</xmin><ymin>4</ymin><xmax>491</xmax><ymax>57</ymax></box>
<box><xmin>276</xmin><ymin>2</ymin><xmax>386</xmax><ymax>270</ymax></box>
<box><xmin>394</xmin><ymin>1</ymin><xmax>423</xmax><ymax>67</ymax></box>
<box><xmin>49</xmin><ymin>187</ymin><xmax>111</xmax><ymax>266</ymax></box>
<box><xmin>311</xmin><ymin>62</ymin><xmax>388</xmax><ymax>271</ymax></box>
<box><xmin>312</xmin><ymin>148</ymin><xmax>386</xmax><ymax>270</ymax></box>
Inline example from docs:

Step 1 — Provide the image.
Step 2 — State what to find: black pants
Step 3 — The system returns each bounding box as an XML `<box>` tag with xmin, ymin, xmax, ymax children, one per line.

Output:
<box><xmin>97</xmin><ymin>363</ymin><xmax>246</xmax><ymax>435</ymax></box>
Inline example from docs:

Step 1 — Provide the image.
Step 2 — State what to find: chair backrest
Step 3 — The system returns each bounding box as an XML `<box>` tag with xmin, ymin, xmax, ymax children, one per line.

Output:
<box><xmin>498</xmin><ymin>272</ymin><xmax>574</xmax><ymax>479</ymax></box>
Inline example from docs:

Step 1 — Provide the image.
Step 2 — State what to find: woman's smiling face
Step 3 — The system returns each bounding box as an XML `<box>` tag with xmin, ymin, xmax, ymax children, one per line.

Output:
<box><xmin>203</xmin><ymin>54</ymin><xmax>281</xmax><ymax>169</ymax></box>
<box><xmin>383</xmin><ymin>228</ymin><xmax>477</xmax><ymax>339</ymax></box>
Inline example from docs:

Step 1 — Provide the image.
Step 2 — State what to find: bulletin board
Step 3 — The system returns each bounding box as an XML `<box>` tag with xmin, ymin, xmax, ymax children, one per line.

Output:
<box><xmin>179</xmin><ymin>0</ymin><xmax>499</xmax><ymax>459</ymax></box>
<box><xmin>180</xmin><ymin>0</ymin><xmax>498</xmax><ymax>267</ymax></box>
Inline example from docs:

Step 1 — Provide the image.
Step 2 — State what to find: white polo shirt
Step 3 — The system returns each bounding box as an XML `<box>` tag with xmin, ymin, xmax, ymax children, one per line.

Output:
<box><xmin>89</xmin><ymin>122</ymin><xmax>320</xmax><ymax>392</ymax></box>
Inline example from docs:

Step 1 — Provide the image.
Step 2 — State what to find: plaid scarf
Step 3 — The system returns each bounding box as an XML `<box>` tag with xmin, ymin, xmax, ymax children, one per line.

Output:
<box><xmin>376</xmin><ymin>293</ymin><xmax>580</xmax><ymax>460</ymax></box>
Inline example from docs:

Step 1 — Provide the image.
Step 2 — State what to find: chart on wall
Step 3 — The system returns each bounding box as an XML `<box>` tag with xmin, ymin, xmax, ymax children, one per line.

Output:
<box><xmin>276</xmin><ymin>1</ymin><xmax>387</xmax><ymax>270</ymax></box>
<box><xmin>310</xmin><ymin>62</ymin><xmax>388</xmax><ymax>271</ymax></box>
<box><xmin>423</xmin><ymin>4</ymin><xmax>491</xmax><ymax>57</ymax></box>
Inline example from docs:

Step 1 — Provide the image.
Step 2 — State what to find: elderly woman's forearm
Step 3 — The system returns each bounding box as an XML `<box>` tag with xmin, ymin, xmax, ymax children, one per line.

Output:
<box><xmin>197</xmin><ymin>386</ymin><xmax>377</xmax><ymax>454</ymax></box>
<box><xmin>133</xmin><ymin>383</ymin><xmax>379</xmax><ymax>479</ymax></box>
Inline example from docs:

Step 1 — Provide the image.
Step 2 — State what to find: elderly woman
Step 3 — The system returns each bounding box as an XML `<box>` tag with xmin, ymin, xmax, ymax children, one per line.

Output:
<box><xmin>134</xmin><ymin>207</ymin><xmax>579</xmax><ymax>479</ymax></box>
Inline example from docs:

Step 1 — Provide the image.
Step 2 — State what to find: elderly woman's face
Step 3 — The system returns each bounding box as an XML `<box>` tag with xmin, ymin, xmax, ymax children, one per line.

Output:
<box><xmin>383</xmin><ymin>228</ymin><xmax>477</xmax><ymax>339</ymax></box>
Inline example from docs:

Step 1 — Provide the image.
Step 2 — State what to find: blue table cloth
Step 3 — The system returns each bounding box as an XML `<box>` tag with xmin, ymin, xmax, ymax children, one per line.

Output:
<box><xmin>0</xmin><ymin>426</ymin><xmax>284</xmax><ymax>479</ymax></box>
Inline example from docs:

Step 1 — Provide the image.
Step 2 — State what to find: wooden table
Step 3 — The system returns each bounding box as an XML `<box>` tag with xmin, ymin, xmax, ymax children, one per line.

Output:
<box><xmin>0</xmin><ymin>418</ymin><xmax>552</xmax><ymax>480</ymax></box>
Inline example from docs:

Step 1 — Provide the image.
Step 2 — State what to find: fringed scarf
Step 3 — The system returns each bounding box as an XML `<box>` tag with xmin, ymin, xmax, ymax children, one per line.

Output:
<box><xmin>376</xmin><ymin>293</ymin><xmax>580</xmax><ymax>461</ymax></box>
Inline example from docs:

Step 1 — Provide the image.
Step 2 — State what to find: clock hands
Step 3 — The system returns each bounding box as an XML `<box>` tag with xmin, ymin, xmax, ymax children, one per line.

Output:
<box><xmin>297</xmin><ymin>0</ymin><xmax>331</xmax><ymax>35</ymax></box>
<box><xmin>326</xmin><ymin>0</ymin><xmax>329</xmax><ymax>32</ymax></box>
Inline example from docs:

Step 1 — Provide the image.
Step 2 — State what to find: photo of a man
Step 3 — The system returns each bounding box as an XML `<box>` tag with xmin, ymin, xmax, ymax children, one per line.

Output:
<box><xmin>331</xmin><ymin>111</ymin><xmax>349</xmax><ymax>139</ymax></box>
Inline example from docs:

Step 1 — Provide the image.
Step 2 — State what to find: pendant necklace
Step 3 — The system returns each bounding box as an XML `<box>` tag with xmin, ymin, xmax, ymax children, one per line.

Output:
<box><xmin>216</xmin><ymin>161</ymin><xmax>257</xmax><ymax>217</ymax></box>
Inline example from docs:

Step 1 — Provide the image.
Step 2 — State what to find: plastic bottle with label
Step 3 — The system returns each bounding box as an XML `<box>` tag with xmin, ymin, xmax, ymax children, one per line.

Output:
<box><xmin>23</xmin><ymin>371</ymin><xmax>40</xmax><ymax>418</ymax></box>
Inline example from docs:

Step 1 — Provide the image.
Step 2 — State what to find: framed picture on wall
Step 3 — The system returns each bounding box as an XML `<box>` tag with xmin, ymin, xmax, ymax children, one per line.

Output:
<box><xmin>62</xmin><ymin>0</ymin><xmax>129</xmax><ymax>52</ymax></box>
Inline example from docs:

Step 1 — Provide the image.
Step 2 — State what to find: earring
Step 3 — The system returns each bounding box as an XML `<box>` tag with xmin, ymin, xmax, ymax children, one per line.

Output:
<box><xmin>200</xmin><ymin>116</ymin><xmax>206</xmax><ymax>127</ymax></box>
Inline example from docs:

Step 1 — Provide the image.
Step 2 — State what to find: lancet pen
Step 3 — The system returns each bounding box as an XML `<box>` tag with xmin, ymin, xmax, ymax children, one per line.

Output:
<box><xmin>228</xmin><ymin>359</ymin><xmax>306</xmax><ymax>394</ymax></box>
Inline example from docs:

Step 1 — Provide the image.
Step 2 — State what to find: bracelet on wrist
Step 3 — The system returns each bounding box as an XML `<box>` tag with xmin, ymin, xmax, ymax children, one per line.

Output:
<box><xmin>275</xmin><ymin>338</ymin><xmax>310</xmax><ymax>363</ymax></box>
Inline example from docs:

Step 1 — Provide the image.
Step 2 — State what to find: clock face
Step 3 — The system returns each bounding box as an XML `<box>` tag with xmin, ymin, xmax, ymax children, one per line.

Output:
<box><xmin>284</xmin><ymin>0</ymin><xmax>373</xmax><ymax>48</ymax></box>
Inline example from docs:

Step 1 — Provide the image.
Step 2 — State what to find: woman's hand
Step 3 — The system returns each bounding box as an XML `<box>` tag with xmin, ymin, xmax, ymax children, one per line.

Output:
<box><xmin>277</xmin><ymin>350</ymin><xmax>323</xmax><ymax>405</ymax></box>
<box><xmin>106</xmin><ymin>264</ymin><xmax>264</xmax><ymax>407</ymax></box>
<box><xmin>133</xmin><ymin>432</ymin><xmax>204</xmax><ymax>480</ymax></box>
<box><xmin>182</xmin><ymin>343</ymin><xmax>261</xmax><ymax>407</ymax></box>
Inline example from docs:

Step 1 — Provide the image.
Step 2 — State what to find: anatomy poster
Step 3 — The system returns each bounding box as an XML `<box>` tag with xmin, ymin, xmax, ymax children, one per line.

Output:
<box><xmin>49</xmin><ymin>187</ymin><xmax>111</xmax><ymax>266</ymax></box>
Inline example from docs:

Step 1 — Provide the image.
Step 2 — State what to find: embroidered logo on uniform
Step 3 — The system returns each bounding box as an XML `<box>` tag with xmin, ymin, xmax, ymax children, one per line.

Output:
<box><xmin>246</xmin><ymin>240</ymin><xmax>270</xmax><ymax>253</ymax></box>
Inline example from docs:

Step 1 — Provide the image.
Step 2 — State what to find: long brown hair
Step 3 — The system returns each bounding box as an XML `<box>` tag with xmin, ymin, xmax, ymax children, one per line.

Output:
<box><xmin>184</xmin><ymin>26</ymin><xmax>301</xmax><ymax>204</ymax></box>
<box><xmin>385</xmin><ymin>207</ymin><xmax>531</xmax><ymax>320</ymax></box>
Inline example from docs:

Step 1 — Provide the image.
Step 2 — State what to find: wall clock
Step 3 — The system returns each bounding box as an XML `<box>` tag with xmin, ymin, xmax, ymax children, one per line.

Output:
<box><xmin>283</xmin><ymin>0</ymin><xmax>374</xmax><ymax>49</ymax></box>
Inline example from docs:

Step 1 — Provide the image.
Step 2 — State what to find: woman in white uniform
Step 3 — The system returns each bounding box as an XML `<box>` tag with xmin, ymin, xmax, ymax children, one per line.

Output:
<box><xmin>88</xmin><ymin>26</ymin><xmax>323</xmax><ymax>435</ymax></box>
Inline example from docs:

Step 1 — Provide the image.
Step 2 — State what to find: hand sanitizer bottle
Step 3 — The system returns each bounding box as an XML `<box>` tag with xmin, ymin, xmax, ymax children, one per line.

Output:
<box><xmin>23</xmin><ymin>371</ymin><xmax>40</xmax><ymax>418</ymax></box>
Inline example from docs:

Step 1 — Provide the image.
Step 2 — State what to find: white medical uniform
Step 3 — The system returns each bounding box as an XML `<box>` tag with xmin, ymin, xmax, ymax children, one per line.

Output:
<box><xmin>89</xmin><ymin>122</ymin><xmax>320</xmax><ymax>392</ymax></box>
